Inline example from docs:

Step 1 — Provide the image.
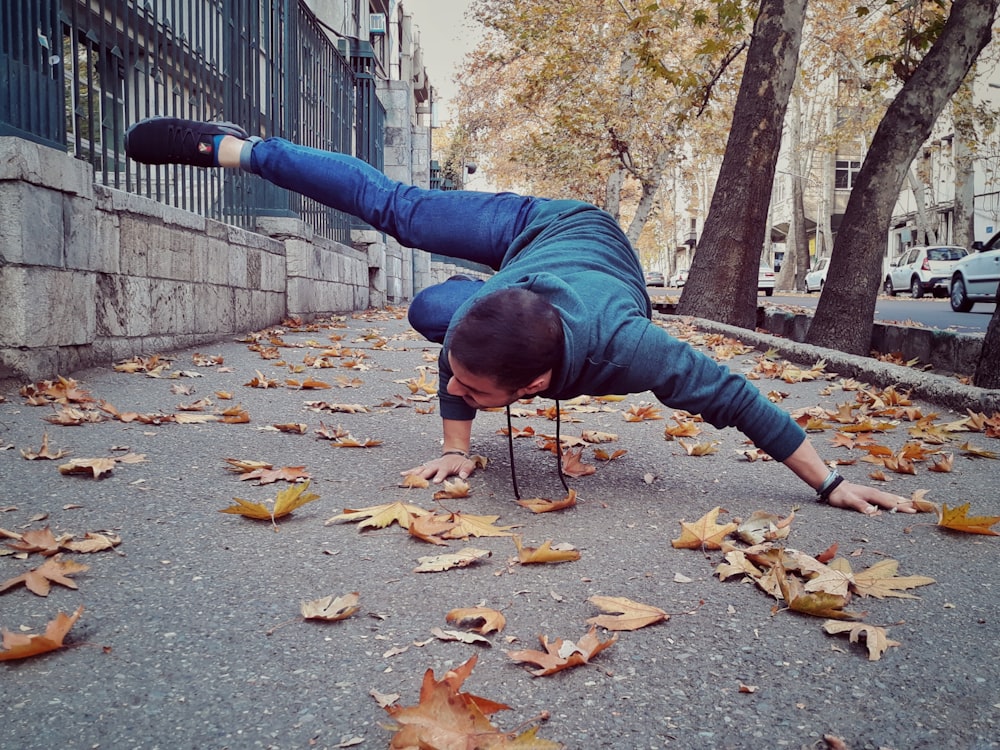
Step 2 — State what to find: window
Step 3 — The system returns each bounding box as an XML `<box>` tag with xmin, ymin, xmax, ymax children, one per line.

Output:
<box><xmin>835</xmin><ymin>160</ymin><xmax>861</xmax><ymax>190</ymax></box>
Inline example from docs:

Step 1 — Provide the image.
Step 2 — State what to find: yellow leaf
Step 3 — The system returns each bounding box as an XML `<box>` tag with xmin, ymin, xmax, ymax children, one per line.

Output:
<box><xmin>325</xmin><ymin>501</ymin><xmax>431</xmax><ymax>530</ymax></box>
<box><xmin>513</xmin><ymin>535</ymin><xmax>580</xmax><ymax>564</ymax></box>
<box><xmin>446</xmin><ymin>607</ymin><xmax>506</xmax><ymax>635</ymax></box>
<box><xmin>58</xmin><ymin>457</ymin><xmax>116</xmax><ymax>479</ymax></box>
<box><xmin>516</xmin><ymin>489</ymin><xmax>578</xmax><ymax>513</ymax></box>
<box><xmin>413</xmin><ymin>547</ymin><xmax>491</xmax><ymax>573</ymax></box>
<box><xmin>220</xmin><ymin>481</ymin><xmax>320</xmax><ymax>525</ymax></box>
<box><xmin>586</xmin><ymin>595</ymin><xmax>668</xmax><ymax>631</ymax></box>
<box><xmin>823</xmin><ymin>620</ymin><xmax>900</xmax><ymax>661</ymax></box>
<box><xmin>937</xmin><ymin>502</ymin><xmax>1000</xmax><ymax>536</ymax></box>
<box><xmin>849</xmin><ymin>558</ymin><xmax>936</xmax><ymax>599</ymax></box>
<box><xmin>671</xmin><ymin>506</ymin><xmax>737</xmax><ymax>550</ymax></box>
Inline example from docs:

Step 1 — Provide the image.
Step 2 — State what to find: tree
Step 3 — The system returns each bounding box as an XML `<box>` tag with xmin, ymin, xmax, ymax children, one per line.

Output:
<box><xmin>676</xmin><ymin>0</ymin><xmax>807</xmax><ymax>329</ymax></box>
<box><xmin>976</xmin><ymin>308</ymin><xmax>1000</xmax><ymax>389</ymax></box>
<box><xmin>806</xmin><ymin>0</ymin><xmax>999</xmax><ymax>355</ymax></box>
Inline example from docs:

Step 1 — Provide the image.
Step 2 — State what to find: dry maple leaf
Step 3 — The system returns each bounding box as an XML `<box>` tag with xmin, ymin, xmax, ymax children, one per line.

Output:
<box><xmin>21</xmin><ymin>433</ymin><xmax>70</xmax><ymax>460</ymax></box>
<box><xmin>2</xmin><ymin>526</ymin><xmax>64</xmax><ymax>556</ymax></box>
<box><xmin>558</xmin><ymin>447</ymin><xmax>595</xmax><ymax>478</ymax></box>
<box><xmin>937</xmin><ymin>502</ymin><xmax>1000</xmax><ymax>536</ymax></box>
<box><xmin>58</xmin><ymin>457</ymin><xmax>116</xmax><ymax>478</ymax></box>
<box><xmin>326</xmin><ymin>501</ymin><xmax>431</xmax><ymax>530</ymax></box>
<box><xmin>430</xmin><ymin>627</ymin><xmax>492</xmax><ymax>647</ymax></box>
<box><xmin>624</xmin><ymin>403</ymin><xmax>663</xmax><ymax>422</ymax></box>
<box><xmin>678</xmin><ymin>439</ymin><xmax>720</xmax><ymax>456</ymax></box>
<box><xmin>507</xmin><ymin>626</ymin><xmax>617</xmax><ymax>677</ymax></box>
<box><xmin>60</xmin><ymin>532</ymin><xmax>122</xmax><ymax>554</ymax></box>
<box><xmin>0</xmin><ymin>555</ymin><xmax>89</xmax><ymax>597</ymax></box>
<box><xmin>301</xmin><ymin>592</ymin><xmax>360</xmax><ymax>622</ymax></box>
<box><xmin>513</xmin><ymin>535</ymin><xmax>581</xmax><ymax>564</ymax></box>
<box><xmin>446</xmin><ymin>607</ymin><xmax>506</xmax><ymax>635</ymax></box>
<box><xmin>239</xmin><ymin>465</ymin><xmax>311</xmax><ymax>485</ymax></box>
<box><xmin>840</xmin><ymin>558</ymin><xmax>935</xmax><ymax>599</ymax></box>
<box><xmin>440</xmin><ymin>512</ymin><xmax>517</xmax><ymax>539</ymax></box>
<box><xmin>413</xmin><ymin>547</ymin><xmax>491</xmax><ymax>573</ymax></box>
<box><xmin>586</xmin><ymin>595</ymin><xmax>669</xmax><ymax>631</ymax></box>
<box><xmin>736</xmin><ymin>510</ymin><xmax>794</xmax><ymax>545</ymax></box>
<box><xmin>0</xmin><ymin>605</ymin><xmax>84</xmax><ymax>661</ymax></box>
<box><xmin>432</xmin><ymin>478</ymin><xmax>472</xmax><ymax>500</ymax></box>
<box><xmin>823</xmin><ymin>620</ymin><xmax>900</xmax><ymax>661</ymax></box>
<box><xmin>671</xmin><ymin>507</ymin><xmax>737</xmax><ymax>550</ymax></box>
<box><xmin>219</xmin><ymin>481</ymin><xmax>320</xmax><ymax>527</ymax></box>
<box><xmin>384</xmin><ymin>655</ymin><xmax>562</xmax><ymax>749</ymax></box>
<box><xmin>775</xmin><ymin>564</ymin><xmax>864</xmax><ymax>620</ymax></box>
<box><xmin>593</xmin><ymin>447</ymin><xmax>627</xmax><ymax>461</ymax></box>
<box><xmin>516</xmin><ymin>489</ymin><xmax>578</xmax><ymax>514</ymax></box>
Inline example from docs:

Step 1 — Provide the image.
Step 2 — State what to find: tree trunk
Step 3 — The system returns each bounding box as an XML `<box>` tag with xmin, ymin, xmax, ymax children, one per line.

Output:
<box><xmin>906</xmin><ymin>169</ymin><xmax>936</xmax><ymax>244</ymax></box>
<box><xmin>805</xmin><ymin>0</ymin><xmax>999</xmax><ymax>355</ymax></box>
<box><xmin>975</xmin><ymin>304</ymin><xmax>1000</xmax><ymax>389</ymax></box>
<box><xmin>677</xmin><ymin>0</ymin><xmax>806</xmax><ymax>329</ymax></box>
<box><xmin>953</xmin><ymin>78</ymin><xmax>977</xmax><ymax>248</ymax></box>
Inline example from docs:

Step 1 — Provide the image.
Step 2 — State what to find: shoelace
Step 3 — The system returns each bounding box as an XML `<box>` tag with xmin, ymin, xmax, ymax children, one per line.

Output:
<box><xmin>506</xmin><ymin>400</ymin><xmax>570</xmax><ymax>501</ymax></box>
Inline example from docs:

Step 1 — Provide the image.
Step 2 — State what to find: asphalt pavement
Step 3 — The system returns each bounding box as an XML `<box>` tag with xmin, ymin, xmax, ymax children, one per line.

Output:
<box><xmin>0</xmin><ymin>307</ymin><xmax>997</xmax><ymax>750</ymax></box>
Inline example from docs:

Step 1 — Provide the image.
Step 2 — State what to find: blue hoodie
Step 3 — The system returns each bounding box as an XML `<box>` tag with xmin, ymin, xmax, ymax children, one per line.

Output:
<box><xmin>439</xmin><ymin>199</ymin><xmax>806</xmax><ymax>462</ymax></box>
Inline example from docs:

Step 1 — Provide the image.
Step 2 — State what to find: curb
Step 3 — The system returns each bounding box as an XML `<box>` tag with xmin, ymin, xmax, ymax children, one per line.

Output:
<box><xmin>653</xmin><ymin>308</ymin><xmax>1000</xmax><ymax>414</ymax></box>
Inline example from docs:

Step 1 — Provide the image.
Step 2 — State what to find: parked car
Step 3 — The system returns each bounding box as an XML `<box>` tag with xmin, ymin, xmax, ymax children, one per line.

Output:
<box><xmin>803</xmin><ymin>257</ymin><xmax>829</xmax><ymax>293</ymax></box>
<box><xmin>670</xmin><ymin>268</ymin><xmax>689</xmax><ymax>287</ymax></box>
<box><xmin>949</xmin><ymin>236</ymin><xmax>1000</xmax><ymax>312</ymax></box>
<box><xmin>758</xmin><ymin>264</ymin><xmax>775</xmax><ymax>296</ymax></box>
<box><xmin>644</xmin><ymin>270</ymin><xmax>665</xmax><ymax>287</ymax></box>
<box><xmin>883</xmin><ymin>245</ymin><xmax>969</xmax><ymax>299</ymax></box>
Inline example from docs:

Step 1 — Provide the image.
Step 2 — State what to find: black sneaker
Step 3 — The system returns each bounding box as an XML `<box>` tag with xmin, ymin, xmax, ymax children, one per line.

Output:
<box><xmin>124</xmin><ymin>117</ymin><xmax>248</xmax><ymax>167</ymax></box>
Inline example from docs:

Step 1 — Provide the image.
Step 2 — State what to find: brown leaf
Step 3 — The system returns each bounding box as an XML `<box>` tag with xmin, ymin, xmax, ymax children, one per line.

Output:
<box><xmin>0</xmin><ymin>605</ymin><xmax>84</xmax><ymax>661</ymax></box>
<box><xmin>432</xmin><ymin>478</ymin><xmax>472</xmax><ymax>499</ymax></box>
<box><xmin>301</xmin><ymin>592</ymin><xmax>360</xmax><ymax>621</ymax></box>
<box><xmin>516</xmin><ymin>489</ymin><xmax>577</xmax><ymax>514</ymax></box>
<box><xmin>413</xmin><ymin>547</ymin><xmax>491</xmax><ymax>573</ymax></box>
<box><xmin>3</xmin><ymin>526</ymin><xmax>62</xmax><ymax>556</ymax></box>
<box><xmin>60</xmin><ymin>532</ymin><xmax>122</xmax><ymax>553</ymax></box>
<box><xmin>848</xmin><ymin>558</ymin><xmax>935</xmax><ymax>599</ymax></box>
<box><xmin>560</xmin><ymin>447</ymin><xmax>595</xmax><ymax>477</ymax></box>
<box><xmin>445</xmin><ymin>607</ymin><xmax>506</xmax><ymax>635</ymax></box>
<box><xmin>20</xmin><ymin>433</ymin><xmax>70</xmax><ymax>461</ymax></box>
<box><xmin>0</xmin><ymin>555</ymin><xmax>89</xmax><ymax>596</ymax></box>
<box><xmin>326</xmin><ymin>501</ymin><xmax>430</xmax><ymax>530</ymax></box>
<box><xmin>239</xmin><ymin>465</ymin><xmax>311</xmax><ymax>485</ymax></box>
<box><xmin>507</xmin><ymin>626</ymin><xmax>617</xmax><ymax>676</ymax></box>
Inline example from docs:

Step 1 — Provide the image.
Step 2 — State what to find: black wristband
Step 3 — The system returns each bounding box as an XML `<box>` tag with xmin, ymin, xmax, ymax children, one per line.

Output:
<box><xmin>441</xmin><ymin>449</ymin><xmax>469</xmax><ymax>459</ymax></box>
<box><xmin>817</xmin><ymin>473</ymin><xmax>845</xmax><ymax>503</ymax></box>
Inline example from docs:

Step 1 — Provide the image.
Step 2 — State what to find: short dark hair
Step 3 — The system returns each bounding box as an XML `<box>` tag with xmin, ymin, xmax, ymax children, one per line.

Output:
<box><xmin>449</xmin><ymin>288</ymin><xmax>564</xmax><ymax>390</ymax></box>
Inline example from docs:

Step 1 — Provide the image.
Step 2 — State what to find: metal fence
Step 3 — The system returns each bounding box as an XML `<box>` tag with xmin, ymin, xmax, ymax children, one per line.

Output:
<box><xmin>0</xmin><ymin>0</ymin><xmax>385</xmax><ymax>245</ymax></box>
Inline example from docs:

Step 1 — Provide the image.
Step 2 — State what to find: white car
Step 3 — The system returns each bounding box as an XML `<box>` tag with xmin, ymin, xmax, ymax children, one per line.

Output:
<box><xmin>757</xmin><ymin>264</ymin><xmax>775</xmax><ymax>296</ymax></box>
<box><xmin>803</xmin><ymin>257</ymin><xmax>829</xmax><ymax>293</ymax></box>
<box><xmin>949</xmin><ymin>238</ymin><xmax>1000</xmax><ymax>312</ymax></box>
<box><xmin>670</xmin><ymin>268</ymin><xmax>689</xmax><ymax>287</ymax></box>
<box><xmin>883</xmin><ymin>245</ymin><xmax>969</xmax><ymax>299</ymax></box>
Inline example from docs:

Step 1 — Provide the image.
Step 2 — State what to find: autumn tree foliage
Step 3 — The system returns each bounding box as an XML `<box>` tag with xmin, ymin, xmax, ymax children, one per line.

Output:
<box><xmin>676</xmin><ymin>0</ymin><xmax>807</xmax><ymax>329</ymax></box>
<box><xmin>806</xmin><ymin>0</ymin><xmax>1000</xmax><ymax>356</ymax></box>
<box><xmin>457</xmin><ymin>0</ymin><xmax>749</xmax><ymax>246</ymax></box>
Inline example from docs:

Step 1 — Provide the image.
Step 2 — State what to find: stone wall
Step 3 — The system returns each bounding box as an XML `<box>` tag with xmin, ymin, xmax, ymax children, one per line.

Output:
<box><xmin>0</xmin><ymin>137</ymin><xmax>390</xmax><ymax>387</ymax></box>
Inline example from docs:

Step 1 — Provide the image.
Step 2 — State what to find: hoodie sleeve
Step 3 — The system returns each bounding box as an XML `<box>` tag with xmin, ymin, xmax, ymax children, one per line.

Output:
<box><xmin>436</xmin><ymin>347</ymin><xmax>477</xmax><ymax>422</ymax></box>
<box><xmin>623</xmin><ymin>321</ymin><xmax>806</xmax><ymax>461</ymax></box>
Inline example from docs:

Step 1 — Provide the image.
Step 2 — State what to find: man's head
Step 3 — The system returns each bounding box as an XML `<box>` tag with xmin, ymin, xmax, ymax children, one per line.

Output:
<box><xmin>446</xmin><ymin>288</ymin><xmax>563</xmax><ymax>409</ymax></box>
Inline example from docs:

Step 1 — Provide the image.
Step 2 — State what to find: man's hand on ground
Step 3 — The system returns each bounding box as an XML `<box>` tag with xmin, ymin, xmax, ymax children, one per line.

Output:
<box><xmin>827</xmin><ymin>481</ymin><xmax>916</xmax><ymax>515</ymax></box>
<box><xmin>401</xmin><ymin>454</ymin><xmax>476</xmax><ymax>484</ymax></box>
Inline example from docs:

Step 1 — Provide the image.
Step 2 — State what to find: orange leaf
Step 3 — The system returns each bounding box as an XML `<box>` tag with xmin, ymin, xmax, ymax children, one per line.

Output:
<box><xmin>507</xmin><ymin>626</ymin><xmax>617</xmax><ymax>676</ymax></box>
<box><xmin>516</xmin><ymin>489</ymin><xmax>578</xmax><ymax>514</ymax></box>
<box><xmin>513</xmin><ymin>535</ymin><xmax>580</xmax><ymax>564</ymax></box>
<box><xmin>300</xmin><ymin>592</ymin><xmax>360</xmax><ymax>621</ymax></box>
<box><xmin>560</xmin><ymin>447</ymin><xmax>595</xmax><ymax>477</ymax></box>
<box><xmin>446</xmin><ymin>607</ymin><xmax>507</xmax><ymax>635</ymax></box>
<box><xmin>0</xmin><ymin>606</ymin><xmax>83</xmax><ymax>661</ymax></box>
<box><xmin>937</xmin><ymin>502</ymin><xmax>1000</xmax><ymax>536</ymax></box>
<box><xmin>0</xmin><ymin>555</ymin><xmax>89</xmax><ymax>597</ymax></box>
<box><xmin>585</xmin><ymin>595</ymin><xmax>668</xmax><ymax>631</ymax></box>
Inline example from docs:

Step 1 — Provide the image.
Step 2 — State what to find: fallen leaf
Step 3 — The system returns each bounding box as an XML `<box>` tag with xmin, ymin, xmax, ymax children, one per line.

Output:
<box><xmin>432</xmin><ymin>478</ymin><xmax>472</xmax><ymax>500</ymax></box>
<box><xmin>513</xmin><ymin>536</ymin><xmax>581</xmax><ymax>564</ymax></box>
<box><xmin>239</xmin><ymin>465</ymin><xmax>311</xmax><ymax>485</ymax></box>
<box><xmin>585</xmin><ymin>595</ymin><xmax>668</xmax><ymax>631</ymax></box>
<box><xmin>0</xmin><ymin>555</ymin><xmax>89</xmax><ymax>596</ymax></box>
<box><xmin>300</xmin><ymin>592</ymin><xmax>360</xmax><ymax>622</ymax></box>
<box><xmin>58</xmin><ymin>457</ymin><xmax>116</xmax><ymax>479</ymax></box>
<box><xmin>560</xmin><ymin>447</ymin><xmax>596</xmax><ymax>477</ymax></box>
<box><xmin>937</xmin><ymin>502</ymin><xmax>1000</xmax><ymax>536</ymax></box>
<box><xmin>326</xmin><ymin>501</ymin><xmax>430</xmax><ymax>530</ymax></box>
<box><xmin>429</xmin><ymin>627</ymin><xmax>492</xmax><ymax>646</ymax></box>
<box><xmin>413</xmin><ymin>547</ymin><xmax>491</xmax><ymax>573</ymax></box>
<box><xmin>2</xmin><ymin>526</ymin><xmax>62</xmax><ymax>556</ymax></box>
<box><xmin>845</xmin><ymin>558</ymin><xmax>936</xmax><ymax>599</ymax></box>
<box><xmin>507</xmin><ymin>626</ymin><xmax>617</xmax><ymax>676</ymax></box>
<box><xmin>822</xmin><ymin>620</ymin><xmax>900</xmax><ymax>661</ymax></box>
<box><xmin>0</xmin><ymin>605</ymin><xmax>84</xmax><ymax>661</ymax></box>
<box><xmin>20</xmin><ymin>433</ymin><xmax>70</xmax><ymax>460</ymax></box>
<box><xmin>516</xmin><ymin>489</ymin><xmax>578</xmax><ymax>514</ymax></box>
<box><xmin>446</xmin><ymin>607</ymin><xmax>506</xmax><ymax>635</ymax></box>
<box><xmin>671</xmin><ymin>507</ymin><xmax>737</xmax><ymax>550</ymax></box>
<box><xmin>60</xmin><ymin>532</ymin><xmax>122</xmax><ymax>553</ymax></box>
<box><xmin>220</xmin><ymin>481</ymin><xmax>320</xmax><ymax>527</ymax></box>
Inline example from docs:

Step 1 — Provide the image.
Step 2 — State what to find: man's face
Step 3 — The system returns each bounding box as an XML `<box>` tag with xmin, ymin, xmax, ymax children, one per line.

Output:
<box><xmin>446</xmin><ymin>353</ymin><xmax>522</xmax><ymax>410</ymax></box>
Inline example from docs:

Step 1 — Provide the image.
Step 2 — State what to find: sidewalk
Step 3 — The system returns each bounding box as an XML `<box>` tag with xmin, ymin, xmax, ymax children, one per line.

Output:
<box><xmin>0</xmin><ymin>307</ymin><xmax>997</xmax><ymax>750</ymax></box>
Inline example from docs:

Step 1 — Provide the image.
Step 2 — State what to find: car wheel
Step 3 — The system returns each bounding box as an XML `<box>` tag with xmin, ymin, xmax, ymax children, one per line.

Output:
<box><xmin>764</xmin><ymin>288</ymin><xmax>773</xmax><ymax>297</ymax></box>
<box><xmin>950</xmin><ymin>277</ymin><xmax>974</xmax><ymax>312</ymax></box>
<box><xmin>909</xmin><ymin>277</ymin><xmax>924</xmax><ymax>299</ymax></box>
<box><xmin>883</xmin><ymin>277</ymin><xmax>895</xmax><ymax>297</ymax></box>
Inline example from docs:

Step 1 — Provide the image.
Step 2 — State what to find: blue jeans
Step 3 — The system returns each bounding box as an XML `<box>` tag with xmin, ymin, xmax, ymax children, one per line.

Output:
<box><xmin>246</xmin><ymin>137</ymin><xmax>537</xmax><ymax>341</ymax></box>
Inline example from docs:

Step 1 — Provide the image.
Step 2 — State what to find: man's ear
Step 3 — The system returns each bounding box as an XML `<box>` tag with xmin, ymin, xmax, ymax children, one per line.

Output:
<box><xmin>521</xmin><ymin>374</ymin><xmax>548</xmax><ymax>396</ymax></box>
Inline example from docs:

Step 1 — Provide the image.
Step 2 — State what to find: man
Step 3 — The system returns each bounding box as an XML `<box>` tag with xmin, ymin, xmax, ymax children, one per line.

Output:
<box><xmin>124</xmin><ymin>117</ymin><xmax>914</xmax><ymax>515</ymax></box>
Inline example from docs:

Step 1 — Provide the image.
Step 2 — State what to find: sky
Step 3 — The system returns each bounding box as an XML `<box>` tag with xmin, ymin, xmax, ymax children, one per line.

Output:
<box><xmin>398</xmin><ymin>0</ymin><xmax>481</xmax><ymax>123</ymax></box>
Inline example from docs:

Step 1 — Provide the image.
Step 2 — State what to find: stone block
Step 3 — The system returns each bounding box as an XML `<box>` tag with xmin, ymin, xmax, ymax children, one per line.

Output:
<box><xmin>0</xmin><ymin>266</ymin><xmax>96</xmax><ymax>347</ymax></box>
<box><xmin>0</xmin><ymin>181</ymin><xmax>65</xmax><ymax>266</ymax></box>
<box><xmin>150</xmin><ymin>279</ymin><xmax>195</xmax><ymax>334</ymax></box>
<box><xmin>96</xmin><ymin>274</ymin><xmax>152</xmax><ymax>338</ymax></box>
<box><xmin>0</xmin><ymin>136</ymin><xmax>93</xmax><ymax>197</ymax></box>
<box><xmin>194</xmin><ymin>284</ymin><xmax>234</xmax><ymax>334</ymax></box>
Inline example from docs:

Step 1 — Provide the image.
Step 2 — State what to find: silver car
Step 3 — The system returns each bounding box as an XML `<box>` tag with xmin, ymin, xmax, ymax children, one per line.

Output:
<box><xmin>883</xmin><ymin>245</ymin><xmax>968</xmax><ymax>299</ymax></box>
<box><xmin>950</xmin><ymin>238</ymin><xmax>1000</xmax><ymax>312</ymax></box>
